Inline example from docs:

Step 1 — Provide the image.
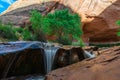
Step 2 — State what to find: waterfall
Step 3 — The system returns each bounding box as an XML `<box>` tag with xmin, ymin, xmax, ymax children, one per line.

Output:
<box><xmin>84</xmin><ymin>50</ymin><xmax>95</xmax><ymax>58</ymax></box>
<box><xmin>44</xmin><ymin>46</ymin><xmax>59</xmax><ymax>73</ymax></box>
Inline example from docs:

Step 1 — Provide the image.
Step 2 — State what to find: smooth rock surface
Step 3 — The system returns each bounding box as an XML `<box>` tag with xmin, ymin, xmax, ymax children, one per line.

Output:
<box><xmin>45</xmin><ymin>46</ymin><xmax>120</xmax><ymax>80</ymax></box>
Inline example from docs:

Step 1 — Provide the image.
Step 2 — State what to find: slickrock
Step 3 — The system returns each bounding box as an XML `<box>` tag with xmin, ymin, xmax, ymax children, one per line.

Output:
<box><xmin>45</xmin><ymin>46</ymin><xmax>120</xmax><ymax>80</ymax></box>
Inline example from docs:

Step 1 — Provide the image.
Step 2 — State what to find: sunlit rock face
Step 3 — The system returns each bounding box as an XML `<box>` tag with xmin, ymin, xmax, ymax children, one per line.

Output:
<box><xmin>0</xmin><ymin>0</ymin><xmax>120</xmax><ymax>43</ymax></box>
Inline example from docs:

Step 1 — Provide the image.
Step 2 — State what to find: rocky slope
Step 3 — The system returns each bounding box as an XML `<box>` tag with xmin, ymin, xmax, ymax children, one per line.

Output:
<box><xmin>0</xmin><ymin>0</ymin><xmax>120</xmax><ymax>43</ymax></box>
<box><xmin>45</xmin><ymin>46</ymin><xmax>120</xmax><ymax>80</ymax></box>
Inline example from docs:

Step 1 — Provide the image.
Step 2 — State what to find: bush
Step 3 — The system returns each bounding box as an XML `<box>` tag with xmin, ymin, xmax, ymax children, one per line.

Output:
<box><xmin>0</xmin><ymin>22</ymin><xmax>34</xmax><ymax>41</ymax></box>
<box><xmin>15</xmin><ymin>28</ymin><xmax>35</xmax><ymax>41</ymax></box>
<box><xmin>0</xmin><ymin>22</ymin><xmax>18</xmax><ymax>41</ymax></box>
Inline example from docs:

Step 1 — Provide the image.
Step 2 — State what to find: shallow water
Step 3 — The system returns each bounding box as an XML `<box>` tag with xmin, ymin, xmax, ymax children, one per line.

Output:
<box><xmin>25</xmin><ymin>76</ymin><xmax>44</xmax><ymax>80</ymax></box>
<box><xmin>3</xmin><ymin>75</ymin><xmax>45</xmax><ymax>80</ymax></box>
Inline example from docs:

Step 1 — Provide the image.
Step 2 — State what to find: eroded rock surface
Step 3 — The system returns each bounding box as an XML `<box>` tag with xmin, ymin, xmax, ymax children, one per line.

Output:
<box><xmin>0</xmin><ymin>0</ymin><xmax>120</xmax><ymax>43</ymax></box>
<box><xmin>45</xmin><ymin>46</ymin><xmax>120</xmax><ymax>80</ymax></box>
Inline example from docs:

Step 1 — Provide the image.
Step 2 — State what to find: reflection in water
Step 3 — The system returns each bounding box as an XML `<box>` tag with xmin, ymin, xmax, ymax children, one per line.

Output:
<box><xmin>25</xmin><ymin>75</ymin><xmax>44</xmax><ymax>80</ymax></box>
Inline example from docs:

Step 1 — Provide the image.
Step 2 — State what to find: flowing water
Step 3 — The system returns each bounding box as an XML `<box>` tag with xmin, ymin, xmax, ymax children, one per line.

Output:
<box><xmin>84</xmin><ymin>50</ymin><xmax>95</xmax><ymax>58</ymax></box>
<box><xmin>44</xmin><ymin>46</ymin><xmax>60</xmax><ymax>73</ymax></box>
<box><xmin>25</xmin><ymin>75</ymin><xmax>44</xmax><ymax>80</ymax></box>
<box><xmin>0</xmin><ymin>41</ymin><xmax>96</xmax><ymax>80</ymax></box>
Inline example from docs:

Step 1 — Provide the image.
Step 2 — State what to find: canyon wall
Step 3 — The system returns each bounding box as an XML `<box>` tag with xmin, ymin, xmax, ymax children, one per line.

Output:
<box><xmin>0</xmin><ymin>0</ymin><xmax>120</xmax><ymax>43</ymax></box>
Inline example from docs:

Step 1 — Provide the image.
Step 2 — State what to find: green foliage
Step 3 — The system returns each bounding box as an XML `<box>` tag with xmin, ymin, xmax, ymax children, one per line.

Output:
<box><xmin>30</xmin><ymin>10</ymin><xmax>50</xmax><ymax>31</ymax></box>
<box><xmin>29</xmin><ymin>9</ymin><xmax>83</xmax><ymax>45</ymax></box>
<box><xmin>117</xmin><ymin>29</ymin><xmax>120</xmax><ymax>36</ymax></box>
<box><xmin>0</xmin><ymin>22</ymin><xmax>18</xmax><ymax>41</ymax></box>
<box><xmin>45</xmin><ymin>9</ymin><xmax>83</xmax><ymax>45</ymax></box>
<box><xmin>28</xmin><ymin>9</ymin><xmax>83</xmax><ymax>45</ymax></box>
<box><xmin>72</xmin><ymin>38</ymin><xmax>85</xmax><ymax>47</ymax></box>
<box><xmin>21</xmin><ymin>29</ymin><xmax>34</xmax><ymax>40</ymax></box>
<box><xmin>30</xmin><ymin>10</ymin><xmax>43</xmax><ymax>30</ymax></box>
<box><xmin>0</xmin><ymin>22</ymin><xmax>35</xmax><ymax>41</ymax></box>
<box><xmin>15</xmin><ymin>28</ymin><xmax>35</xmax><ymax>40</ymax></box>
<box><xmin>116</xmin><ymin>20</ymin><xmax>120</xmax><ymax>26</ymax></box>
<box><xmin>30</xmin><ymin>10</ymin><xmax>49</xmax><ymax>42</ymax></box>
<box><xmin>0</xmin><ymin>9</ymin><xmax>83</xmax><ymax>46</ymax></box>
<box><xmin>117</xmin><ymin>20</ymin><xmax>120</xmax><ymax>36</ymax></box>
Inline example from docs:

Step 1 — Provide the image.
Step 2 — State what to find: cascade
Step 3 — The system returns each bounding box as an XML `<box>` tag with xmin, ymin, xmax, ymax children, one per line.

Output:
<box><xmin>84</xmin><ymin>50</ymin><xmax>95</xmax><ymax>58</ymax></box>
<box><xmin>44</xmin><ymin>46</ymin><xmax>59</xmax><ymax>73</ymax></box>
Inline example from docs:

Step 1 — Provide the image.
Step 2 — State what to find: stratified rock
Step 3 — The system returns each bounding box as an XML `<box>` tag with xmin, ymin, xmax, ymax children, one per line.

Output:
<box><xmin>45</xmin><ymin>46</ymin><xmax>120</xmax><ymax>80</ymax></box>
<box><xmin>0</xmin><ymin>0</ymin><xmax>120</xmax><ymax>43</ymax></box>
<box><xmin>0</xmin><ymin>1</ymin><xmax>69</xmax><ymax>26</ymax></box>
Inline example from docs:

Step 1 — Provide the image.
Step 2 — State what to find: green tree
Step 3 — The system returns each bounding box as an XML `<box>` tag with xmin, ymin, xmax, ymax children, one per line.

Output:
<box><xmin>30</xmin><ymin>10</ymin><xmax>49</xmax><ymax>42</ymax></box>
<box><xmin>30</xmin><ymin>9</ymin><xmax>83</xmax><ymax>45</ymax></box>
<box><xmin>0</xmin><ymin>22</ymin><xmax>18</xmax><ymax>41</ymax></box>
<box><xmin>45</xmin><ymin>9</ymin><xmax>83</xmax><ymax>45</ymax></box>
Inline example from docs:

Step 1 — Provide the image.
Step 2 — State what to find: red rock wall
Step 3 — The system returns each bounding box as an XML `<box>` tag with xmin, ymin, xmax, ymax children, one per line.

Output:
<box><xmin>45</xmin><ymin>46</ymin><xmax>120</xmax><ymax>80</ymax></box>
<box><xmin>1</xmin><ymin>0</ymin><xmax>120</xmax><ymax>43</ymax></box>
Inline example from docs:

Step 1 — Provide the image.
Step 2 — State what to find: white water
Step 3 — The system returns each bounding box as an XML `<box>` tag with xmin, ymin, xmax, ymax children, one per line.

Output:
<box><xmin>84</xmin><ymin>51</ymin><xmax>95</xmax><ymax>58</ymax></box>
<box><xmin>44</xmin><ymin>47</ymin><xmax>59</xmax><ymax>73</ymax></box>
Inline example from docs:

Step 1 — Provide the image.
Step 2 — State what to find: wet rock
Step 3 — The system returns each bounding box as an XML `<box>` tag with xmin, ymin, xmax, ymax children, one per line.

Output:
<box><xmin>0</xmin><ymin>41</ymin><xmax>86</xmax><ymax>79</ymax></box>
<box><xmin>0</xmin><ymin>48</ymin><xmax>45</xmax><ymax>79</ymax></box>
<box><xmin>52</xmin><ymin>47</ymin><xmax>85</xmax><ymax>70</ymax></box>
<box><xmin>45</xmin><ymin>46</ymin><xmax>120</xmax><ymax>80</ymax></box>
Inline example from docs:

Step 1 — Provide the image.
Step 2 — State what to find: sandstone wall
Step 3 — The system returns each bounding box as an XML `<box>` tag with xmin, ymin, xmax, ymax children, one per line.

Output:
<box><xmin>1</xmin><ymin>0</ymin><xmax>120</xmax><ymax>43</ymax></box>
<box><xmin>45</xmin><ymin>46</ymin><xmax>120</xmax><ymax>80</ymax></box>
